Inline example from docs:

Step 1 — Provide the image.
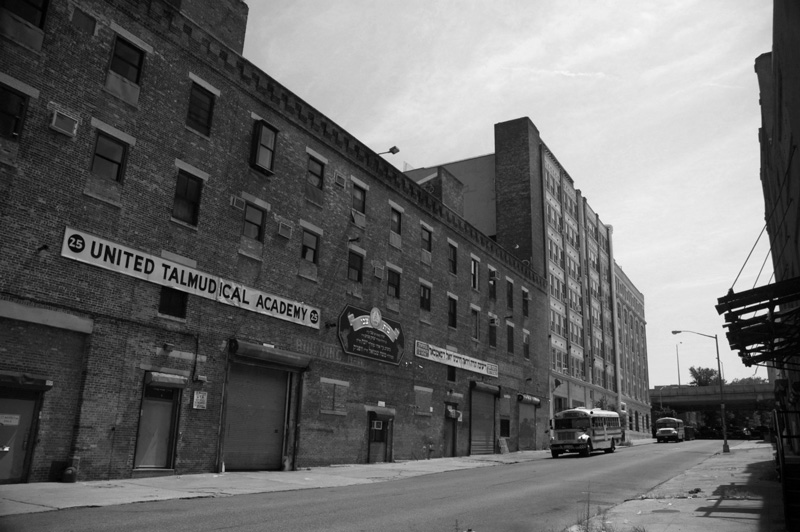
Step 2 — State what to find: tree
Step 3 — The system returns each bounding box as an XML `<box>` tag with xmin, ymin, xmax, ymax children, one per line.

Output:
<box><xmin>730</xmin><ymin>376</ymin><xmax>768</xmax><ymax>385</ymax></box>
<box><xmin>688</xmin><ymin>366</ymin><xmax>725</xmax><ymax>386</ymax></box>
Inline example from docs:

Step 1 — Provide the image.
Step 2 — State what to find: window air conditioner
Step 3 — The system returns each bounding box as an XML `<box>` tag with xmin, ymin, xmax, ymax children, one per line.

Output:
<box><xmin>230</xmin><ymin>195</ymin><xmax>245</xmax><ymax>210</ymax></box>
<box><xmin>50</xmin><ymin>110</ymin><xmax>78</xmax><ymax>137</ymax></box>
<box><xmin>277</xmin><ymin>221</ymin><xmax>292</xmax><ymax>239</ymax></box>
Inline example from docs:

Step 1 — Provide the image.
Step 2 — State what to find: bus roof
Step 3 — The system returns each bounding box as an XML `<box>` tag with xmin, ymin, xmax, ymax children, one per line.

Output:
<box><xmin>554</xmin><ymin>407</ymin><xmax>619</xmax><ymax>418</ymax></box>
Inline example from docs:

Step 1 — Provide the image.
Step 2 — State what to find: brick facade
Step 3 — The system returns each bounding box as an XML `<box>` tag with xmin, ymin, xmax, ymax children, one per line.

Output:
<box><xmin>0</xmin><ymin>0</ymin><xmax>550</xmax><ymax>482</ymax></box>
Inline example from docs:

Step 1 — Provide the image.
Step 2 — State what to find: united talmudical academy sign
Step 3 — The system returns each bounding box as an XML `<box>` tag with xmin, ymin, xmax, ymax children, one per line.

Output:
<box><xmin>61</xmin><ymin>227</ymin><xmax>320</xmax><ymax>329</ymax></box>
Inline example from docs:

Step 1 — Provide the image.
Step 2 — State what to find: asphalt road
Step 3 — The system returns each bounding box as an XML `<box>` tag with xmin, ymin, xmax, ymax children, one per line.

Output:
<box><xmin>1</xmin><ymin>440</ymin><xmax>723</xmax><ymax>532</ymax></box>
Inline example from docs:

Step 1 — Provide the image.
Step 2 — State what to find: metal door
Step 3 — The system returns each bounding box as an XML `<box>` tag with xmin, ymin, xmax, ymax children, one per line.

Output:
<box><xmin>0</xmin><ymin>391</ymin><xmax>37</xmax><ymax>483</ymax></box>
<box><xmin>224</xmin><ymin>363</ymin><xmax>288</xmax><ymax>470</ymax></box>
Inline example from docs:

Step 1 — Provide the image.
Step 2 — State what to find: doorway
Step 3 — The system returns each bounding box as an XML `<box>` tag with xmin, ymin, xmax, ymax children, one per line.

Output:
<box><xmin>0</xmin><ymin>389</ymin><xmax>39</xmax><ymax>484</ymax></box>
<box><xmin>367</xmin><ymin>412</ymin><xmax>393</xmax><ymax>463</ymax></box>
<box><xmin>134</xmin><ymin>381</ymin><xmax>181</xmax><ymax>469</ymax></box>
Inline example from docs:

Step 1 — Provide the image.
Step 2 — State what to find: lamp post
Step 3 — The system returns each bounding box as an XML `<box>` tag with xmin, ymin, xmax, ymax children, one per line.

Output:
<box><xmin>676</xmin><ymin>342</ymin><xmax>682</xmax><ymax>386</ymax></box>
<box><xmin>672</xmin><ymin>330</ymin><xmax>729</xmax><ymax>452</ymax></box>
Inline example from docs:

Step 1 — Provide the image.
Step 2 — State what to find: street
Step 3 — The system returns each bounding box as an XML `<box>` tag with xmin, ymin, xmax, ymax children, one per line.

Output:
<box><xmin>0</xmin><ymin>440</ymin><xmax>725</xmax><ymax>532</ymax></box>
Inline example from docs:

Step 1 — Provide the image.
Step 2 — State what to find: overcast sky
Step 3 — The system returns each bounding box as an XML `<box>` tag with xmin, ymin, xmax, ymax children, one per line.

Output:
<box><xmin>243</xmin><ymin>0</ymin><xmax>774</xmax><ymax>387</ymax></box>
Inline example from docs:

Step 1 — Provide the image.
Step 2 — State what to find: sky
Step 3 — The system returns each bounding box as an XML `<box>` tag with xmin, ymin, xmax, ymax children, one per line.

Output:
<box><xmin>242</xmin><ymin>0</ymin><xmax>775</xmax><ymax>387</ymax></box>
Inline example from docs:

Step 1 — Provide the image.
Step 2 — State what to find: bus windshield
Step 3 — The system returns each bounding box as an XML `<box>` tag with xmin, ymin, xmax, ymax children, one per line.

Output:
<box><xmin>554</xmin><ymin>418</ymin><xmax>590</xmax><ymax>430</ymax></box>
<box><xmin>656</xmin><ymin>418</ymin><xmax>683</xmax><ymax>429</ymax></box>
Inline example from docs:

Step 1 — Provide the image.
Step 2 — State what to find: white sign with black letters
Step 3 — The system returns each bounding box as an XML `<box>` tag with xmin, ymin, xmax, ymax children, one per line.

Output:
<box><xmin>61</xmin><ymin>227</ymin><xmax>321</xmax><ymax>329</ymax></box>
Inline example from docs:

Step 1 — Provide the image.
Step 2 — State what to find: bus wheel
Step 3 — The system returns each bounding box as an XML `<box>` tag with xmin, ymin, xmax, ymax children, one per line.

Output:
<box><xmin>604</xmin><ymin>439</ymin><xmax>616</xmax><ymax>453</ymax></box>
<box><xmin>551</xmin><ymin>450</ymin><xmax>560</xmax><ymax>459</ymax></box>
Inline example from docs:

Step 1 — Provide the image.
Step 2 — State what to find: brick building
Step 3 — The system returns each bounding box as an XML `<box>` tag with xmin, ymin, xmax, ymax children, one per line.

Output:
<box><xmin>0</xmin><ymin>0</ymin><xmax>550</xmax><ymax>483</ymax></box>
<box><xmin>407</xmin><ymin>117</ymin><xmax>652</xmax><ymax>440</ymax></box>
<box><xmin>717</xmin><ymin>1</ymin><xmax>800</xmax><ymax>527</ymax></box>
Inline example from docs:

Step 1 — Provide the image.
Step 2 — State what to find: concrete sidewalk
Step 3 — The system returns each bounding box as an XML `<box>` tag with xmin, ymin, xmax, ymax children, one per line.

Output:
<box><xmin>0</xmin><ymin>439</ymin><xmax>788</xmax><ymax>532</ymax></box>
<box><xmin>576</xmin><ymin>440</ymin><xmax>787</xmax><ymax>532</ymax></box>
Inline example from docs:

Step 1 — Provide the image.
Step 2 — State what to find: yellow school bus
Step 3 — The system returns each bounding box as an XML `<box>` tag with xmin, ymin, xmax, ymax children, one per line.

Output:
<box><xmin>550</xmin><ymin>407</ymin><xmax>622</xmax><ymax>458</ymax></box>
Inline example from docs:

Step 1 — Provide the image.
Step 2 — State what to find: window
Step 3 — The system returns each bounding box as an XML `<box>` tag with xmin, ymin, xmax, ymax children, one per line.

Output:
<box><xmin>446</xmin><ymin>365</ymin><xmax>456</xmax><ymax>383</ymax></box>
<box><xmin>186</xmin><ymin>82</ymin><xmax>214</xmax><ymax>136</ymax></box>
<box><xmin>387</xmin><ymin>269</ymin><xmax>400</xmax><ymax>298</ymax></box>
<box><xmin>471</xmin><ymin>257</ymin><xmax>479</xmax><ymax>290</ymax></box>
<box><xmin>4</xmin><ymin>0</ymin><xmax>48</xmax><ymax>27</ymax></box>
<box><xmin>251</xmin><ymin>121</ymin><xmax>277</xmax><ymax>173</ymax></box>
<box><xmin>421</xmin><ymin>225</ymin><xmax>432</xmax><ymax>252</ymax></box>
<box><xmin>419</xmin><ymin>283</ymin><xmax>431</xmax><ymax>311</ymax></box>
<box><xmin>347</xmin><ymin>251</ymin><xmax>363</xmax><ymax>283</ymax></box>
<box><xmin>158</xmin><ymin>287</ymin><xmax>187</xmax><ymax>318</ymax></box>
<box><xmin>352</xmin><ymin>183</ymin><xmax>366</xmax><ymax>214</ymax></box>
<box><xmin>488</xmin><ymin>317</ymin><xmax>497</xmax><ymax>347</ymax></box>
<box><xmin>172</xmin><ymin>171</ymin><xmax>203</xmax><ymax>226</ymax></box>
<box><xmin>488</xmin><ymin>269</ymin><xmax>497</xmax><ymax>299</ymax></box>
<box><xmin>301</xmin><ymin>229</ymin><xmax>319</xmax><ymax>264</ymax></box>
<box><xmin>507</xmin><ymin>324</ymin><xmax>514</xmax><ymax>354</ymax></box>
<box><xmin>242</xmin><ymin>203</ymin><xmax>265</xmax><ymax>242</ymax></box>
<box><xmin>0</xmin><ymin>84</ymin><xmax>27</xmax><ymax>141</ymax></box>
<box><xmin>390</xmin><ymin>208</ymin><xmax>402</xmax><ymax>234</ymax></box>
<box><xmin>306</xmin><ymin>155</ymin><xmax>324</xmax><ymax>189</ymax></box>
<box><xmin>91</xmin><ymin>132</ymin><xmax>127</xmax><ymax>182</ymax></box>
<box><xmin>522</xmin><ymin>289</ymin><xmax>529</xmax><ymax>317</ymax></box>
<box><xmin>552</xmin><ymin>347</ymin><xmax>568</xmax><ymax>374</ymax></box>
<box><xmin>523</xmin><ymin>331</ymin><xmax>530</xmax><ymax>359</ymax></box>
<box><xmin>506</xmin><ymin>279</ymin><xmax>514</xmax><ymax>309</ymax></box>
<box><xmin>550</xmin><ymin>310</ymin><xmax>565</xmax><ymax>336</ymax></box>
<box><xmin>71</xmin><ymin>8</ymin><xmax>95</xmax><ymax>34</ymax></box>
<box><xmin>500</xmin><ymin>419</ymin><xmax>511</xmax><ymax>438</ymax></box>
<box><xmin>471</xmin><ymin>308</ymin><xmax>480</xmax><ymax>340</ymax></box>
<box><xmin>448</xmin><ymin>243</ymin><xmax>457</xmax><ymax>274</ymax></box>
<box><xmin>448</xmin><ymin>296</ymin><xmax>457</xmax><ymax>328</ymax></box>
<box><xmin>110</xmin><ymin>37</ymin><xmax>144</xmax><ymax>84</ymax></box>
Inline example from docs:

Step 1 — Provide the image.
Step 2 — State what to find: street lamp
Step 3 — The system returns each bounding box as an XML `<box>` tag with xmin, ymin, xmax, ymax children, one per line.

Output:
<box><xmin>676</xmin><ymin>342</ymin><xmax>682</xmax><ymax>386</ymax></box>
<box><xmin>672</xmin><ymin>330</ymin><xmax>730</xmax><ymax>453</ymax></box>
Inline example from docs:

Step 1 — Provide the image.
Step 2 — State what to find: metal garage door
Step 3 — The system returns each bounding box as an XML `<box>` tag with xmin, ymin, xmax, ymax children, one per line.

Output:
<box><xmin>470</xmin><ymin>388</ymin><xmax>496</xmax><ymax>455</ymax></box>
<box><xmin>223</xmin><ymin>363</ymin><xmax>288</xmax><ymax>470</ymax></box>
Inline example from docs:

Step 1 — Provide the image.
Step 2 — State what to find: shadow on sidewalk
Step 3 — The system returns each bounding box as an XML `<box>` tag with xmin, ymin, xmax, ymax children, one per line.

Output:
<box><xmin>694</xmin><ymin>456</ymin><xmax>785</xmax><ymax>532</ymax></box>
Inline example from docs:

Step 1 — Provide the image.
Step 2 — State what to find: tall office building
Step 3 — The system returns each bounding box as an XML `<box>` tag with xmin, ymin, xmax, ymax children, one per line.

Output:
<box><xmin>408</xmin><ymin>117</ymin><xmax>652</xmax><ymax>439</ymax></box>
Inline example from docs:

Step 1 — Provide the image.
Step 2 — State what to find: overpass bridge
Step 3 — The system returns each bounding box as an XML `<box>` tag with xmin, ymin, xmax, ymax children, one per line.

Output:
<box><xmin>649</xmin><ymin>383</ymin><xmax>774</xmax><ymax>412</ymax></box>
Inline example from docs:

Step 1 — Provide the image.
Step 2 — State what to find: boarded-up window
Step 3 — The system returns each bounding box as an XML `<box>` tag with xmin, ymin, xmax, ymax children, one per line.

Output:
<box><xmin>320</xmin><ymin>378</ymin><xmax>349</xmax><ymax>415</ymax></box>
<box><xmin>414</xmin><ymin>386</ymin><xmax>433</xmax><ymax>416</ymax></box>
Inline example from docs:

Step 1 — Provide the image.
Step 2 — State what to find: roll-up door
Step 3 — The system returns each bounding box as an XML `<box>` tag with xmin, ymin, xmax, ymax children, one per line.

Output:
<box><xmin>224</xmin><ymin>363</ymin><xmax>288</xmax><ymax>470</ymax></box>
<box><xmin>517</xmin><ymin>393</ymin><xmax>541</xmax><ymax>450</ymax></box>
<box><xmin>470</xmin><ymin>382</ymin><xmax>499</xmax><ymax>455</ymax></box>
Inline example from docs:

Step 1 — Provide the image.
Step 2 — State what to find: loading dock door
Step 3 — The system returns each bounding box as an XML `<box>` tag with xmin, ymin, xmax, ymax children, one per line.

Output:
<box><xmin>224</xmin><ymin>363</ymin><xmax>288</xmax><ymax>470</ymax></box>
<box><xmin>470</xmin><ymin>382</ymin><xmax>498</xmax><ymax>455</ymax></box>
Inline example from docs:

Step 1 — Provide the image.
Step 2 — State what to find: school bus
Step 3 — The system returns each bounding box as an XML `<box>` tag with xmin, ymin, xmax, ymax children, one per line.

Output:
<box><xmin>654</xmin><ymin>417</ymin><xmax>685</xmax><ymax>443</ymax></box>
<box><xmin>550</xmin><ymin>407</ymin><xmax>622</xmax><ymax>458</ymax></box>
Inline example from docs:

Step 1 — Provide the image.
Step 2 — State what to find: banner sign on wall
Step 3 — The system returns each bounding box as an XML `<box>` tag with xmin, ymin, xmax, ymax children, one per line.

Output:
<box><xmin>61</xmin><ymin>227</ymin><xmax>321</xmax><ymax>329</ymax></box>
<box><xmin>337</xmin><ymin>305</ymin><xmax>404</xmax><ymax>365</ymax></box>
<box><xmin>415</xmin><ymin>340</ymin><xmax>499</xmax><ymax>377</ymax></box>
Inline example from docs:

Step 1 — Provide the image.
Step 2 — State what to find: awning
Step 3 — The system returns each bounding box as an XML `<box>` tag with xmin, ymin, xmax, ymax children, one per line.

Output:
<box><xmin>145</xmin><ymin>372</ymin><xmax>188</xmax><ymax>388</ymax></box>
<box><xmin>365</xmin><ymin>405</ymin><xmax>396</xmax><ymax>420</ymax></box>
<box><xmin>0</xmin><ymin>371</ymin><xmax>53</xmax><ymax>391</ymax></box>
<box><xmin>716</xmin><ymin>276</ymin><xmax>800</xmax><ymax>368</ymax></box>
<box><xmin>471</xmin><ymin>381</ymin><xmax>501</xmax><ymax>396</ymax></box>
<box><xmin>228</xmin><ymin>338</ymin><xmax>311</xmax><ymax>371</ymax></box>
<box><xmin>517</xmin><ymin>393</ymin><xmax>541</xmax><ymax>406</ymax></box>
